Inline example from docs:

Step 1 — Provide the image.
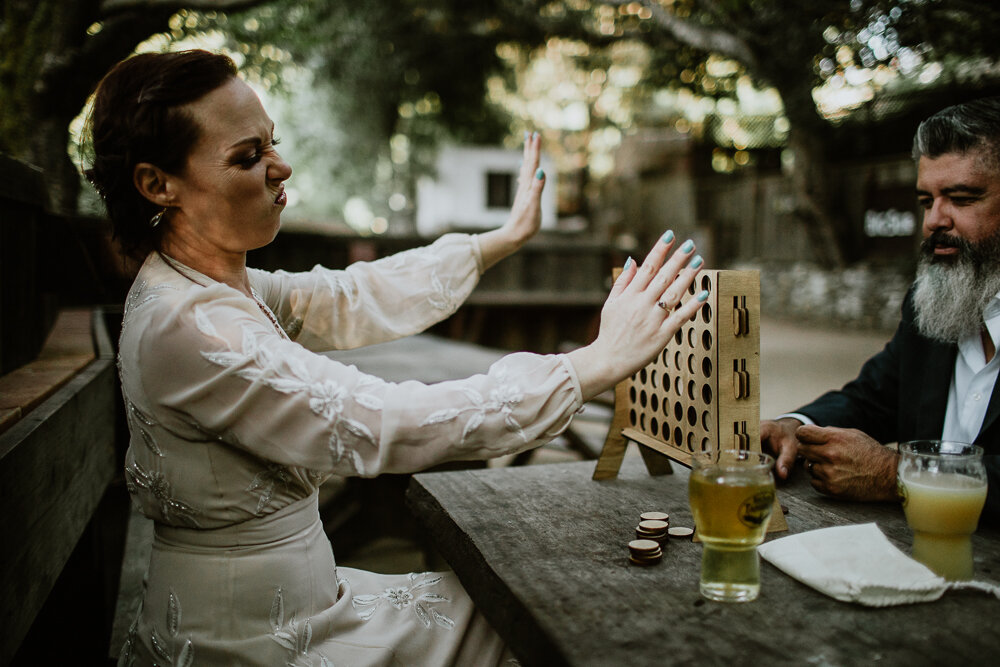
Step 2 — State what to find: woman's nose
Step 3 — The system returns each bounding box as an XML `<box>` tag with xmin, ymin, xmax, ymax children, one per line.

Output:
<box><xmin>268</xmin><ymin>152</ymin><xmax>292</xmax><ymax>183</ymax></box>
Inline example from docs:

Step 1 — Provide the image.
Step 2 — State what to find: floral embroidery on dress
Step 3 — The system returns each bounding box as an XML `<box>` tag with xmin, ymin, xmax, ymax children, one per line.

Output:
<box><xmin>126</xmin><ymin>400</ymin><xmax>164</xmax><ymax>457</ymax></box>
<box><xmin>351</xmin><ymin>572</ymin><xmax>455</xmax><ymax>630</ymax></box>
<box><xmin>269</xmin><ymin>587</ymin><xmax>315</xmax><ymax>663</ymax></box>
<box><xmin>194</xmin><ymin>306</ymin><xmax>380</xmax><ymax>475</ymax></box>
<box><xmin>421</xmin><ymin>367</ymin><xmax>527</xmax><ymax>445</ymax></box>
<box><xmin>247</xmin><ymin>462</ymin><xmax>298</xmax><ymax>515</ymax></box>
<box><xmin>147</xmin><ymin>590</ymin><xmax>194</xmax><ymax>667</ymax></box>
<box><xmin>125</xmin><ymin>459</ymin><xmax>201</xmax><ymax>527</ymax></box>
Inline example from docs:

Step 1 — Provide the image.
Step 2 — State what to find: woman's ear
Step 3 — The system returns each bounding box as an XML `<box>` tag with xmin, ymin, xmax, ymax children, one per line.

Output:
<box><xmin>133</xmin><ymin>162</ymin><xmax>174</xmax><ymax>207</ymax></box>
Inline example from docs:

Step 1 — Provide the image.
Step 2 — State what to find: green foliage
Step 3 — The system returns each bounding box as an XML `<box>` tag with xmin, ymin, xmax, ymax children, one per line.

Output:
<box><xmin>0</xmin><ymin>0</ymin><xmax>58</xmax><ymax>156</ymax></box>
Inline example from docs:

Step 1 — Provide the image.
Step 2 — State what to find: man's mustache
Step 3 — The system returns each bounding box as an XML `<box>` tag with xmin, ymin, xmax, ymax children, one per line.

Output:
<box><xmin>921</xmin><ymin>230</ymin><xmax>966</xmax><ymax>256</ymax></box>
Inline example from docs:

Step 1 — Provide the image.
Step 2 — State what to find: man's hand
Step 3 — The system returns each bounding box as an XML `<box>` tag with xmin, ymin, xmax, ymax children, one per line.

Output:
<box><xmin>797</xmin><ymin>425</ymin><xmax>901</xmax><ymax>502</ymax></box>
<box><xmin>760</xmin><ymin>417</ymin><xmax>803</xmax><ymax>480</ymax></box>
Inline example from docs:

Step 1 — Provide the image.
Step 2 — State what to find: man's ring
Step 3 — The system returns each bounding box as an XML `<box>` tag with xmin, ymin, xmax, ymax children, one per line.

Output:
<box><xmin>806</xmin><ymin>460</ymin><xmax>815</xmax><ymax>474</ymax></box>
<box><xmin>656</xmin><ymin>301</ymin><xmax>669</xmax><ymax>310</ymax></box>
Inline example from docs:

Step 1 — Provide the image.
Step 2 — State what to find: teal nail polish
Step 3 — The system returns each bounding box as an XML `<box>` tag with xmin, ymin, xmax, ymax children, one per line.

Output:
<box><xmin>624</xmin><ymin>256</ymin><xmax>634</xmax><ymax>270</ymax></box>
<box><xmin>524</xmin><ymin>130</ymin><xmax>530</xmax><ymax>141</ymax></box>
<box><xmin>681</xmin><ymin>239</ymin><xmax>694</xmax><ymax>253</ymax></box>
<box><xmin>697</xmin><ymin>290</ymin><xmax>709</xmax><ymax>302</ymax></box>
<box><xmin>532</xmin><ymin>131</ymin><xmax>539</xmax><ymax>140</ymax></box>
<box><xmin>689</xmin><ymin>255</ymin><xmax>703</xmax><ymax>269</ymax></box>
<box><xmin>535</xmin><ymin>168</ymin><xmax>545</xmax><ymax>180</ymax></box>
<box><xmin>661</xmin><ymin>230</ymin><xmax>675</xmax><ymax>244</ymax></box>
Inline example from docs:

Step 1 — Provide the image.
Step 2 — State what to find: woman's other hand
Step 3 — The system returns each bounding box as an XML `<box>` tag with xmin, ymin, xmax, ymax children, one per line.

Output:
<box><xmin>567</xmin><ymin>232</ymin><xmax>707</xmax><ymax>401</ymax></box>
<box><xmin>479</xmin><ymin>132</ymin><xmax>545</xmax><ymax>269</ymax></box>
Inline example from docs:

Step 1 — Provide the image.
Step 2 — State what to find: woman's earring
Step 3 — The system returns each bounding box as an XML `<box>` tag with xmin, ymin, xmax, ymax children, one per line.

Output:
<box><xmin>150</xmin><ymin>208</ymin><xmax>166</xmax><ymax>228</ymax></box>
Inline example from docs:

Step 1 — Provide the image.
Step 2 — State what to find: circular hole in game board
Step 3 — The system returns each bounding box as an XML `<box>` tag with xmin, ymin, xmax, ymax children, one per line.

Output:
<box><xmin>702</xmin><ymin>384</ymin><xmax>712</xmax><ymax>404</ymax></box>
<box><xmin>651</xmin><ymin>393</ymin><xmax>659</xmax><ymax>412</ymax></box>
<box><xmin>687</xmin><ymin>328</ymin><xmax>696</xmax><ymax>347</ymax></box>
<box><xmin>701</xmin><ymin>437</ymin><xmax>711</xmax><ymax>451</ymax></box>
<box><xmin>662</xmin><ymin>373</ymin><xmax>671</xmax><ymax>395</ymax></box>
<box><xmin>640</xmin><ymin>368</ymin><xmax>648</xmax><ymax>385</ymax></box>
<box><xmin>651</xmin><ymin>418</ymin><xmax>659</xmax><ymax>436</ymax></box>
<box><xmin>661</xmin><ymin>349</ymin><xmax>670</xmax><ymax>367</ymax></box>
<box><xmin>686</xmin><ymin>432</ymin><xmax>695</xmax><ymax>452</ymax></box>
<box><xmin>702</xmin><ymin>357</ymin><xmax>713</xmax><ymax>377</ymax></box>
<box><xmin>674</xmin><ymin>350</ymin><xmax>682</xmax><ymax>369</ymax></box>
<box><xmin>674</xmin><ymin>330</ymin><xmax>683</xmax><ymax>345</ymax></box>
<box><xmin>640</xmin><ymin>413</ymin><xmax>646</xmax><ymax>430</ymax></box>
<box><xmin>629</xmin><ymin>409</ymin><xmax>637</xmax><ymax>426</ymax></box>
<box><xmin>702</xmin><ymin>330</ymin><xmax>713</xmax><ymax>351</ymax></box>
<box><xmin>640</xmin><ymin>390</ymin><xmax>648</xmax><ymax>408</ymax></box>
<box><xmin>674</xmin><ymin>401</ymin><xmax>683</xmax><ymax>421</ymax></box>
<box><xmin>702</xmin><ymin>410</ymin><xmax>711</xmax><ymax>431</ymax></box>
<box><xmin>688</xmin><ymin>281</ymin><xmax>696</xmax><ymax>295</ymax></box>
<box><xmin>673</xmin><ymin>426</ymin><xmax>683</xmax><ymax>448</ymax></box>
<box><xmin>650</xmin><ymin>369</ymin><xmax>658</xmax><ymax>389</ymax></box>
<box><xmin>701</xmin><ymin>275</ymin><xmax>711</xmax><ymax>292</ymax></box>
<box><xmin>629</xmin><ymin>386</ymin><xmax>637</xmax><ymax>403</ymax></box>
<box><xmin>663</xmin><ymin>399</ymin><xmax>671</xmax><ymax>417</ymax></box>
<box><xmin>687</xmin><ymin>405</ymin><xmax>697</xmax><ymax>427</ymax></box>
<box><xmin>687</xmin><ymin>380</ymin><xmax>696</xmax><ymax>400</ymax></box>
<box><xmin>687</xmin><ymin>353</ymin><xmax>696</xmax><ymax>374</ymax></box>
<box><xmin>701</xmin><ymin>303</ymin><xmax>712</xmax><ymax>324</ymax></box>
<box><xmin>674</xmin><ymin>375</ymin><xmax>683</xmax><ymax>395</ymax></box>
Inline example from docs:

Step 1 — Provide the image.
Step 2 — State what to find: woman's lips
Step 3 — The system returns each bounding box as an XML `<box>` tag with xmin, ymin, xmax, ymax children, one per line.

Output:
<box><xmin>274</xmin><ymin>188</ymin><xmax>287</xmax><ymax>206</ymax></box>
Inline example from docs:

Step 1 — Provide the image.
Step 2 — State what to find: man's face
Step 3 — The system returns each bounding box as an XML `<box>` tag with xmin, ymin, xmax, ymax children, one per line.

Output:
<box><xmin>916</xmin><ymin>150</ymin><xmax>1000</xmax><ymax>255</ymax></box>
<box><xmin>912</xmin><ymin>150</ymin><xmax>1000</xmax><ymax>343</ymax></box>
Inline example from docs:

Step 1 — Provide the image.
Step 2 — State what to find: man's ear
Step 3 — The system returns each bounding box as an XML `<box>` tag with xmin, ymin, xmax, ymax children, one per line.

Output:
<box><xmin>133</xmin><ymin>162</ymin><xmax>175</xmax><ymax>207</ymax></box>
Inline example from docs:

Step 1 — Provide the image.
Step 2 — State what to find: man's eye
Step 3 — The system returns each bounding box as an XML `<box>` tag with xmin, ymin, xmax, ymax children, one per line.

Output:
<box><xmin>951</xmin><ymin>197</ymin><xmax>976</xmax><ymax>206</ymax></box>
<box><xmin>917</xmin><ymin>198</ymin><xmax>932</xmax><ymax>209</ymax></box>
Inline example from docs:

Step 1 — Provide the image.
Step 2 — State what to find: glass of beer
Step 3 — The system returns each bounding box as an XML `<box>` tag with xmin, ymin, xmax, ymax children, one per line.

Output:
<box><xmin>897</xmin><ymin>440</ymin><xmax>987</xmax><ymax>581</ymax></box>
<box><xmin>689</xmin><ymin>449</ymin><xmax>775</xmax><ymax>602</ymax></box>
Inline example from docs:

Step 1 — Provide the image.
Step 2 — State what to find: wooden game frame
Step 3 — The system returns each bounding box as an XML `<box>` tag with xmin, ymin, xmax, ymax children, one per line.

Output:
<box><xmin>593</xmin><ymin>269</ymin><xmax>787</xmax><ymax>534</ymax></box>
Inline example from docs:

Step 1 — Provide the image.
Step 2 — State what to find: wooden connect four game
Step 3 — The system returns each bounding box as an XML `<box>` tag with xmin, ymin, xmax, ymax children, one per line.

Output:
<box><xmin>593</xmin><ymin>269</ymin><xmax>787</xmax><ymax>533</ymax></box>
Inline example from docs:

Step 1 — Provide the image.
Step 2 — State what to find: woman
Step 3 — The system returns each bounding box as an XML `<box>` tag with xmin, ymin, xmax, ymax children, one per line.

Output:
<box><xmin>88</xmin><ymin>50</ymin><xmax>708</xmax><ymax>666</ymax></box>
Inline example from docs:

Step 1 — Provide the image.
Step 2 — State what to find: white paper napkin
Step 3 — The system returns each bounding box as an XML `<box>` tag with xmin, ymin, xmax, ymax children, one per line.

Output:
<box><xmin>757</xmin><ymin>523</ymin><xmax>1000</xmax><ymax>606</ymax></box>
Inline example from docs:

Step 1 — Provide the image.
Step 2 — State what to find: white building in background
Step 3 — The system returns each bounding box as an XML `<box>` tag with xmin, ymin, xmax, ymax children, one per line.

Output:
<box><xmin>415</xmin><ymin>145</ymin><xmax>558</xmax><ymax>236</ymax></box>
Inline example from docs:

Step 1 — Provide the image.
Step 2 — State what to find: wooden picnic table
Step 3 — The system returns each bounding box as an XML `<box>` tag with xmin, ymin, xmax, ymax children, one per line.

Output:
<box><xmin>406</xmin><ymin>454</ymin><xmax>1000</xmax><ymax>666</ymax></box>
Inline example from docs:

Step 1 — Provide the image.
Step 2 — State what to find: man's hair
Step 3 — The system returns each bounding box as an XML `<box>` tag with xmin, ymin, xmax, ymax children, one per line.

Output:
<box><xmin>912</xmin><ymin>96</ymin><xmax>1000</xmax><ymax>171</ymax></box>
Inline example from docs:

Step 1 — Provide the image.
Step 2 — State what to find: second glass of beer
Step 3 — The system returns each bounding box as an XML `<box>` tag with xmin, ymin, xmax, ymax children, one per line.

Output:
<box><xmin>689</xmin><ymin>449</ymin><xmax>775</xmax><ymax>602</ymax></box>
<box><xmin>897</xmin><ymin>440</ymin><xmax>987</xmax><ymax>580</ymax></box>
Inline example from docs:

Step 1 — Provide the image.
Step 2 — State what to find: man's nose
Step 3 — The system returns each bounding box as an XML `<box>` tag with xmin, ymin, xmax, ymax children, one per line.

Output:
<box><xmin>923</xmin><ymin>199</ymin><xmax>953</xmax><ymax>234</ymax></box>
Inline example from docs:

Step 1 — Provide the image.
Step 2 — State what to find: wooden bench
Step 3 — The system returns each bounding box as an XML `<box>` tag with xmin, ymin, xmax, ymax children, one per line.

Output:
<box><xmin>0</xmin><ymin>307</ymin><xmax>118</xmax><ymax>664</ymax></box>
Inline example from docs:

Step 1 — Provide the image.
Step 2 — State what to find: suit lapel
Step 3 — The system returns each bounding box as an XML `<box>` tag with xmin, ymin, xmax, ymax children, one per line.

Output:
<box><xmin>913</xmin><ymin>342</ymin><xmax>956</xmax><ymax>439</ymax></box>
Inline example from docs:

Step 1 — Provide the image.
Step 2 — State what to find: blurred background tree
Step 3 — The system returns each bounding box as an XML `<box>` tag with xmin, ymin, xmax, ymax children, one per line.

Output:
<box><xmin>4</xmin><ymin>0</ymin><xmax>1000</xmax><ymax>261</ymax></box>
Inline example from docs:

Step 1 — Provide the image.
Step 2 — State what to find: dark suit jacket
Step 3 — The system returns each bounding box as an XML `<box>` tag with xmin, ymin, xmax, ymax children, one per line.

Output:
<box><xmin>795</xmin><ymin>287</ymin><xmax>1000</xmax><ymax>521</ymax></box>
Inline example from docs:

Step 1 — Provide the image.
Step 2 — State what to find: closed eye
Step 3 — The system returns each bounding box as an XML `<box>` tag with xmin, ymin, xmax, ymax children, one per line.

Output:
<box><xmin>237</xmin><ymin>137</ymin><xmax>281</xmax><ymax>169</ymax></box>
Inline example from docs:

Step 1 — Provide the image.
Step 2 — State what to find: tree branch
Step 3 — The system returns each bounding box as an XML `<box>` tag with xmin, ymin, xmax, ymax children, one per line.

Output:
<box><xmin>637</xmin><ymin>0</ymin><xmax>758</xmax><ymax>69</ymax></box>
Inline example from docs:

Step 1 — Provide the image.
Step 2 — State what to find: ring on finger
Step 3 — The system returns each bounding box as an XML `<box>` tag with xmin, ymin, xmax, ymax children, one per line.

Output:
<box><xmin>656</xmin><ymin>300</ymin><xmax>669</xmax><ymax>311</ymax></box>
<box><xmin>806</xmin><ymin>460</ymin><xmax>815</xmax><ymax>475</ymax></box>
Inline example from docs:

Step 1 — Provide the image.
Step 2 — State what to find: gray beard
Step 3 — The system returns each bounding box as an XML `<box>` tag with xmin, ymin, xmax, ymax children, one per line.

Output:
<box><xmin>912</xmin><ymin>234</ymin><xmax>1000</xmax><ymax>344</ymax></box>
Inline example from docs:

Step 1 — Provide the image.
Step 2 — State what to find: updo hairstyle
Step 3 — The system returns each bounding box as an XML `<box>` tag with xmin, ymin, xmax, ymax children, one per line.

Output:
<box><xmin>85</xmin><ymin>50</ymin><xmax>237</xmax><ymax>259</ymax></box>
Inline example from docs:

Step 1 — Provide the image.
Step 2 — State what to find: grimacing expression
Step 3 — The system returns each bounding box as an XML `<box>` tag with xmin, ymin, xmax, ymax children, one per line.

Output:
<box><xmin>168</xmin><ymin>77</ymin><xmax>292</xmax><ymax>253</ymax></box>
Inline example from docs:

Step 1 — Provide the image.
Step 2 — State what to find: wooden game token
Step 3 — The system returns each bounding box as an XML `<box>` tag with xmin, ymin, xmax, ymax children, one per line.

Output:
<box><xmin>640</xmin><ymin>511</ymin><xmax>670</xmax><ymax>523</ymax></box>
<box><xmin>628</xmin><ymin>555</ymin><xmax>661</xmax><ymax>566</ymax></box>
<box><xmin>667</xmin><ymin>526</ymin><xmax>694</xmax><ymax>538</ymax></box>
<box><xmin>637</xmin><ymin>519</ymin><xmax>669</xmax><ymax>533</ymax></box>
<box><xmin>628</xmin><ymin>539</ymin><xmax>660</xmax><ymax>554</ymax></box>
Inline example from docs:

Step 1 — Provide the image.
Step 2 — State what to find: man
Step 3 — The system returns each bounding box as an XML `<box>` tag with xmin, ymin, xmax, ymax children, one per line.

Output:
<box><xmin>761</xmin><ymin>96</ymin><xmax>1000</xmax><ymax>521</ymax></box>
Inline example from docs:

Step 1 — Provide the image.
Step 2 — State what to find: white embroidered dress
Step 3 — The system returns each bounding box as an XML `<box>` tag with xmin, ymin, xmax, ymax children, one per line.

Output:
<box><xmin>117</xmin><ymin>234</ymin><xmax>583</xmax><ymax>666</ymax></box>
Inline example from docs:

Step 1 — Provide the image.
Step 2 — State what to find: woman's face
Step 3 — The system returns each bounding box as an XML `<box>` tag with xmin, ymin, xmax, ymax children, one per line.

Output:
<box><xmin>168</xmin><ymin>77</ymin><xmax>292</xmax><ymax>254</ymax></box>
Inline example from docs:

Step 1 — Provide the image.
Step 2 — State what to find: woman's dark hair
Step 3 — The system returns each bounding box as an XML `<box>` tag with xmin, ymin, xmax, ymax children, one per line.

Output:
<box><xmin>85</xmin><ymin>50</ymin><xmax>237</xmax><ymax>259</ymax></box>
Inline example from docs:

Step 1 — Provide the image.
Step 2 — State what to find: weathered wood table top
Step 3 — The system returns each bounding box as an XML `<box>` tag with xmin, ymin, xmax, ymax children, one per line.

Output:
<box><xmin>406</xmin><ymin>455</ymin><xmax>1000</xmax><ymax>666</ymax></box>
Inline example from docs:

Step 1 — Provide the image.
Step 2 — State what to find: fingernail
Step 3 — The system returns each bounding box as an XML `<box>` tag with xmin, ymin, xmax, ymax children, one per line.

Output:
<box><xmin>535</xmin><ymin>168</ymin><xmax>545</xmax><ymax>180</ymax></box>
<box><xmin>623</xmin><ymin>256</ymin><xmax>634</xmax><ymax>270</ymax></box>
<box><xmin>697</xmin><ymin>290</ymin><xmax>709</xmax><ymax>302</ymax></box>
<box><xmin>661</xmin><ymin>230</ymin><xmax>674</xmax><ymax>244</ymax></box>
<box><xmin>689</xmin><ymin>255</ymin><xmax>703</xmax><ymax>269</ymax></box>
<box><xmin>681</xmin><ymin>239</ymin><xmax>694</xmax><ymax>253</ymax></box>
<box><xmin>532</xmin><ymin>131</ymin><xmax>539</xmax><ymax>140</ymax></box>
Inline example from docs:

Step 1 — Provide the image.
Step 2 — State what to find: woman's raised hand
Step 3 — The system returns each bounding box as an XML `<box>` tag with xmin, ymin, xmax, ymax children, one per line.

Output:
<box><xmin>567</xmin><ymin>232</ymin><xmax>707</xmax><ymax>401</ymax></box>
<box><xmin>479</xmin><ymin>132</ymin><xmax>545</xmax><ymax>269</ymax></box>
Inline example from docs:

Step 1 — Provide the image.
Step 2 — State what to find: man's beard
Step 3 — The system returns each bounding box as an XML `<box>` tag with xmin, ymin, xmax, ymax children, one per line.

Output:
<box><xmin>912</xmin><ymin>229</ymin><xmax>1000</xmax><ymax>344</ymax></box>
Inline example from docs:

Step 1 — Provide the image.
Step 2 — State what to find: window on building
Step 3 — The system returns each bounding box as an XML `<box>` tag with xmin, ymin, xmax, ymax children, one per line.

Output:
<box><xmin>486</xmin><ymin>171</ymin><xmax>514</xmax><ymax>209</ymax></box>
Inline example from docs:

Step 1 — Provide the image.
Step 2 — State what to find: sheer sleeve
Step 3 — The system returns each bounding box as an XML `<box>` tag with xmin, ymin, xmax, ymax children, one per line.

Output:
<box><xmin>139</xmin><ymin>285</ymin><xmax>583</xmax><ymax>477</ymax></box>
<box><xmin>249</xmin><ymin>233</ymin><xmax>484</xmax><ymax>351</ymax></box>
